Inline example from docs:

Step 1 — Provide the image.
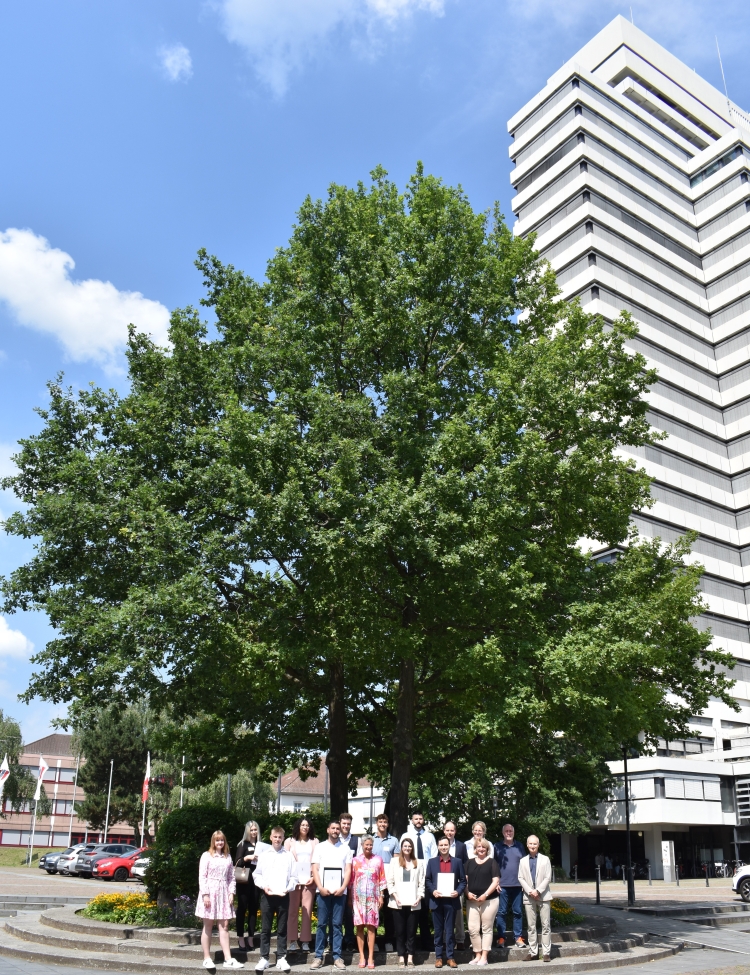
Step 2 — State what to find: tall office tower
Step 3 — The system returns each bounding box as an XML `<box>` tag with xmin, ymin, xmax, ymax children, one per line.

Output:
<box><xmin>508</xmin><ymin>17</ymin><xmax>750</xmax><ymax>879</ymax></box>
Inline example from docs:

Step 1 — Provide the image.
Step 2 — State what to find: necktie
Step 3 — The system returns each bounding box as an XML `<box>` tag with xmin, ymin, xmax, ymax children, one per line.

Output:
<box><xmin>416</xmin><ymin>833</ymin><xmax>424</xmax><ymax>860</ymax></box>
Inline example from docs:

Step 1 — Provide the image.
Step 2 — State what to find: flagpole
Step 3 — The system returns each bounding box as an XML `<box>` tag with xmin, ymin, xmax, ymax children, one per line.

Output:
<box><xmin>27</xmin><ymin>798</ymin><xmax>37</xmax><ymax>867</ymax></box>
<box><xmin>103</xmin><ymin>760</ymin><xmax>113</xmax><ymax>842</ymax></box>
<box><xmin>140</xmin><ymin>752</ymin><xmax>150</xmax><ymax>847</ymax></box>
<box><xmin>180</xmin><ymin>754</ymin><xmax>185</xmax><ymax>809</ymax></box>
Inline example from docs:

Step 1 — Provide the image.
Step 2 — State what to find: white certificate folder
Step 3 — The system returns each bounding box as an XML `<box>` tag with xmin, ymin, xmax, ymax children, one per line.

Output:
<box><xmin>322</xmin><ymin>867</ymin><xmax>343</xmax><ymax>892</ymax></box>
<box><xmin>436</xmin><ymin>872</ymin><xmax>454</xmax><ymax>896</ymax></box>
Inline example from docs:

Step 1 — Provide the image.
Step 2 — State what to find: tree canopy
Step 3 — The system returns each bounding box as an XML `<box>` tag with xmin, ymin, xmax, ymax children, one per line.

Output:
<box><xmin>1</xmin><ymin>165</ymin><xmax>735</xmax><ymax>834</ymax></box>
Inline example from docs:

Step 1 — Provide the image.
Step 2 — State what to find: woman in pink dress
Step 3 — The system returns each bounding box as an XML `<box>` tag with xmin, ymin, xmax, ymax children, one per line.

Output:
<box><xmin>349</xmin><ymin>836</ymin><xmax>386</xmax><ymax>969</ymax></box>
<box><xmin>196</xmin><ymin>830</ymin><xmax>243</xmax><ymax>970</ymax></box>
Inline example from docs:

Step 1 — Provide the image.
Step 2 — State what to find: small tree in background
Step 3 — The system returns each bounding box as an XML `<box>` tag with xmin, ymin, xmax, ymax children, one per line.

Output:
<box><xmin>0</xmin><ymin>708</ymin><xmax>50</xmax><ymax>817</ymax></box>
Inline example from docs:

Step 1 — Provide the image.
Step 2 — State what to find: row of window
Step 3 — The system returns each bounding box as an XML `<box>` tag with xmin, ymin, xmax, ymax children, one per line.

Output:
<box><xmin>3</xmin><ymin>799</ymin><xmax>75</xmax><ymax>814</ymax></box>
<box><xmin>610</xmin><ymin>776</ymin><xmax>721</xmax><ymax>801</ymax></box>
<box><xmin>19</xmin><ymin>765</ymin><xmax>77</xmax><ymax>783</ymax></box>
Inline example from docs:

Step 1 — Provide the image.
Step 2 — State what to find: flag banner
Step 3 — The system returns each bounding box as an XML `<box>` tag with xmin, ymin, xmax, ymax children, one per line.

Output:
<box><xmin>0</xmin><ymin>755</ymin><xmax>10</xmax><ymax>801</ymax></box>
<box><xmin>34</xmin><ymin>755</ymin><xmax>50</xmax><ymax>802</ymax></box>
<box><xmin>142</xmin><ymin>752</ymin><xmax>150</xmax><ymax>804</ymax></box>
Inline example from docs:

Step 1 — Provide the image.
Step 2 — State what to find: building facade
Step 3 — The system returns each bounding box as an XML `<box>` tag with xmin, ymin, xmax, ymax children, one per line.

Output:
<box><xmin>277</xmin><ymin>760</ymin><xmax>385</xmax><ymax>835</ymax></box>
<box><xmin>0</xmin><ymin>734</ymin><xmax>135</xmax><ymax>849</ymax></box>
<box><xmin>508</xmin><ymin>17</ymin><xmax>750</xmax><ymax>879</ymax></box>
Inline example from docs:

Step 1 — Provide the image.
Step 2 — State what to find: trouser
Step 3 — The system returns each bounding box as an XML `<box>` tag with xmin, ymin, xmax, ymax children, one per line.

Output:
<box><xmin>344</xmin><ymin>901</ymin><xmax>356</xmax><ymax>946</ymax></box>
<box><xmin>236</xmin><ymin>882</ymin><xmax>258</xmax><ymax>939</ymax></box>
<box><xmin>287</xmin><ymin>884</ymin><xmax>315</xmax><ymax>943</ymax></box>
<box><xmin>260</xmin><ymin>893</ymin><xmax>289</xmax><ymax>960</ymax></box>
<box><xmin>392</xmin><ymin>906</ymin><xmax>417</xmax><ymax>957</ymax></box>
<box><xmin>417</xmin><ymin>897</ymin><xmax>433</xmax><ymax>950</ymax></box>
<box><xmin>467</xmin><ymin>898</ymin><xmax>499</xmax><ymax>952</ymax></box>
<box><xmin>524</xmin><ymin>899</ymin><xmax>551</xmax><ymax>958</ymax></box>
<box><xmin>315</xmin><ymin>893</ymin><xmax>346</xmax><ymax>960</ymax></box>
<box><xmin>453</xmin><ymin>894</ymin><xmax>465</xmax><ymax>943</ymax></box>
<box><xmin>431</xmin><ymin>900</ymin><xmax>457</xmax><ymax>959</ymax></box>
<box><xmin>382</xmin><ymin>890</ymin><xmax>395</xmax><ymax>944</ymax></box>
<box><xmin>496</xmin><ymin>886</ymin><xmax>523</xmax><ymax>942</ymax></box>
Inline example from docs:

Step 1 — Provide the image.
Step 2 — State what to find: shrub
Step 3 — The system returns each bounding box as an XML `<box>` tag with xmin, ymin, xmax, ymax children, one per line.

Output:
<box><xmin>549</xmin><ymin>898</ymin><xmax>584</xmax><ymax>927</ymax></box>
<box><xmin>145</xmin><ymin>803</ymin><xmax>245</xmax><ymax>900</ymax></box>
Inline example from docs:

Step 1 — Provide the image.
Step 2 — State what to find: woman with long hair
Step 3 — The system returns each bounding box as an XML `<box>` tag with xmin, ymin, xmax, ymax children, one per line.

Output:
<box><xmin>197</xmin><ymin>830</ymin><xmax>244</xmax><ymax>970</ymax></box>
<box><xmin>235</xmin><ymin>821</ymin><xmax>264</xmax><ymax>951</ymax></box>
<box><xmin>349</xmin><ymin>835</ymin><xmax>387</xmax><ymax>969</ymax></box>
<box><xmin>386</xmin><ymin>837</ymin><xmax>425</xmax><ymax>968</ymax></box>
<box><xmin>284</xmin><ymin>815</ymin><xmax>318</xmax><ymax>952</ymax></box>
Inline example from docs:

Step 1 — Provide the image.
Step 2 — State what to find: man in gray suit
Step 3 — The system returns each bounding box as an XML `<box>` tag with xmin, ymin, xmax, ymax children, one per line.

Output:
<box><xmin>518</xmin><ymin>835</ymin><xmax>552</xmax><ymax>963</ymax></box>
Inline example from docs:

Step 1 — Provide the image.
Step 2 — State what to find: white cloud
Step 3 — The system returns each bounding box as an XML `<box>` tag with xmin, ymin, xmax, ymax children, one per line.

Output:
<box><xmin>0</xmin><ymin>617</ymin><xmax>33</xmax><ymax>661</ymax></box>
<box><xmin>215</xmin><ymin>0</ymin><xmax>444</xmax><ymax>95</ymax></box>
<box><xmin>159</xmin><ymin>43</ymin><xmax>193</xmax><ymax>82</ymax></box>
<box><xmin>0</xmin><ymin>228</ymin><xmax>170</xmax><ymax>369</ymax></box>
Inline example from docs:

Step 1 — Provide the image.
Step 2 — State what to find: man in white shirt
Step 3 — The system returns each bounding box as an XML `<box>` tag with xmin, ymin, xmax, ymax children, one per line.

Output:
<box><xmin>400</xmin><ymin>811</ymin><xmax>437</xmax><ymax>950</ymax></box>
<box><xmin>310</xmin><ymin>820</ymin><xmax>353</xmax><ymax>970</ymax></box>
<box><xmin>253</xmin><ymin>827</ymin><xmax>296</xmax><ymax>972</ymax></box>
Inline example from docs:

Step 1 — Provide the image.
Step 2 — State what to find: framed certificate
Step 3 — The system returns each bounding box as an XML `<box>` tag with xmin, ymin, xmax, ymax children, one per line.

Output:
<box><xmin>436</xmin><ymin>872</ymin><xmax>454</xmax><ymax>896</ymax></box>
<box><xmin>322</xmin><ymin>867</ymin><xmax>343</xmax><ymax>892</ymax></box>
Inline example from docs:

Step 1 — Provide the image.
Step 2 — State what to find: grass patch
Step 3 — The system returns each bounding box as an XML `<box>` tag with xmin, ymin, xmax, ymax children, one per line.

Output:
<box><xmin>0</xmin><ymin>847</ymin><xmax>67</xmax><ymax>868</ymax></box>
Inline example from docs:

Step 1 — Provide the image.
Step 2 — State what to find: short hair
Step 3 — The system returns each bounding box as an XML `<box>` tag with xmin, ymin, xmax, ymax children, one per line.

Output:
<box><xmin>292</xmin><ymin>816</ymin><xmax>317</xmax><ymax>841</ymax></box>
<box><xmin>527</xmin><ymin>834</ymin><xmax>540</xmax><ymax>844</ymax></box>
<box><xmin>443</xmin><ymin>821</ymin><xmax>456</xmax><ymax>830</ymax></box>
<box><xmin>328</xmin><ymin>818</ymin><xmax>341</xmax><ymax>829</ymax></box>
<box><xmin>270</xmin><ymin>825</ymin><xmax>285</xmax><ymax>837</ymax></box>
<box><xmin>361</xmin><ymin>834</ymin><xmax>374</xmax><ymax>845</ymax></box>
<box><xmin>476</xmin><ymin>838</ymin><xmax>491</xmax><ymax>853</ymax></box>
<box><xmin>502</xmin><ymin>823</ymin><xmax>514</xmax><ymax>832</ymax></box>
<box><xmin>437</xmin><ymin>835</ymin><xmax>450</xmax><ymax>845</ymax></box>
<box><xmin>339</xmin><ymin>812</ymin><xmax>353</xmax><ymax>822</ymax></box>
<box><xmin>208</xmin><ymin>830</ymin><xmax>228</xmax><ymax>855</ymax></box>
<box><xmin>376</xmin><ymin>813</ymin><xmax>389</xmax><ymax>821</ymax></box>
<box><xmin>410</xmin><ymin>810</ymin><xmax>423</xmax><ymax>818</ymax></box>
<box><xmin>471</xmin><ymin>821</ymin><xmax>487</xmax><ymax>834</ymax></box>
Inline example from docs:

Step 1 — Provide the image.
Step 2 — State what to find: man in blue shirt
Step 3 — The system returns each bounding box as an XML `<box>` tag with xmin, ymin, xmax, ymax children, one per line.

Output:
<box><xmin>493</xmin><ymin>824</ymin><xmax>526</xmax><ymax>950</ymax></box>
<box><xmin>365</xmin><ymin>814</ymin><xmax>399</xmax><ymax>950</ymax></box>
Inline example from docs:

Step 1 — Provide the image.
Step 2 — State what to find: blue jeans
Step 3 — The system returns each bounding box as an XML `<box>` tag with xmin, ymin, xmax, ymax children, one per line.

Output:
<box><xmin>315</xmin><ymin>893</ymin><xmax>346</xmax><ymax>959</ymax></box>
<box><xmin>432</xmin><ymin>901</ymin><xmax>457</xmax><ymax>959</ymax></box>
<box><xmin>496</xmin><ymin>886</ymin><xmax>523</xmax><ymax>941</ymax></box>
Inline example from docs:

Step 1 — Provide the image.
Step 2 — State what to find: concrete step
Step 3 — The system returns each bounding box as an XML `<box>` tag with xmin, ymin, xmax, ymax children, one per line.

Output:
<box><xmin>7</xmin><ymin>914</ymin><xmax>642</xmax><ymax>964</ymax></box>
<box><xmin>626</xmin><ymin>902</ymin><xmax>750</xmax><ymax>918</ymax></box>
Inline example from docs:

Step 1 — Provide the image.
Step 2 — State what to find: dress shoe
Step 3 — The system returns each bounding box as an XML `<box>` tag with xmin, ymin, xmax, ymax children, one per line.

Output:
<box><xmin>522</xmin><ymin>955</ymin><xmax>539</xmax><ymax>962</ymax></box>
<box><xmin>447</xmin><ymin>960</ymin><xmax>457</xmax><ymax>968</ymax></box>
<box><xmin>435</xmin><ymin>959</ymin><xmax>443</xmax><ymax>969</ymax></box>
<box><xmin>543</xmin><ymin>957</ymin><xmax>551</xmax><ymax>963</ymax></box>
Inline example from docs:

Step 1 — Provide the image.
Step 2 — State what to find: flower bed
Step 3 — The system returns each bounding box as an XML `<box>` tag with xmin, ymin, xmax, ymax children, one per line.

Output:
<box><xmin>549</xmin><ymin>898</ymin><xmax>585</xmax><ymax>927</ymax></box>
<box><xmin>81</xmin><ymin>893</ymin><xmax>201</xmax><ymax>928</ymax></box>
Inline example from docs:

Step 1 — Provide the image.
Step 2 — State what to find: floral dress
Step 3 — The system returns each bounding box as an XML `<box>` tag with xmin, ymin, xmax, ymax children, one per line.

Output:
<box><xmin>349</xmin><ymin>854</ymin><xmax>386</xmax><ymax>927</ymax></box>
<box><xmin>196</xmin><ymin>851</ymin><xmax>236</xmax><ymax>919</ymax></box>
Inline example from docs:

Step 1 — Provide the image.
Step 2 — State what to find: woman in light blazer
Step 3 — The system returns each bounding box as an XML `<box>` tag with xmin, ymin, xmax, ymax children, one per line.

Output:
<box><xmin>386</xmin><ymin>837</ymin><xmax>425</xmax><ymax>968</ymax></box>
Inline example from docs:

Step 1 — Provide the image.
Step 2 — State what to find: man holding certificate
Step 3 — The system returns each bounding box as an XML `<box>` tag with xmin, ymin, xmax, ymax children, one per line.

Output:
<box><xmin>310</xmin><ymin>820</ymin><xmax>353</xmax><ymax>970</ymax></box>
<box><xmin>425</xmin><ymin>837</ymin><xmax>466</xmax><ymax>969</ymax></box>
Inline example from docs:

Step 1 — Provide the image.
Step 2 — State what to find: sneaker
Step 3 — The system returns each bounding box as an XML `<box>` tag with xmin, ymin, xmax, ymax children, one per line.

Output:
<box><xmin>495</xmin><ymin>938</ymin><xmax>505</xmax><ymax>948</ymax></box>
<box><xmin>203</xmin><ymin>962</ymin><xmax>217</xmax><ymax>971</ymax></box>
<box><xmin>302</xmin><ymin>944</ymin><xmax>311</xmax><ymax>953</ymax></box>
<box><xmin>334</xmin><ymin>960</ymin><xmax>347</xmax><ymax>970</ymax></box>
<box><xmin>289</xmin><ymin>943</ymin><xmax>299</xmax><ymax>953</ymax></box>
<box><xmin>256</xmin><ymin>960</ymin><xmax>271</xmax><ymax>972</ymax></box>
<box><xmin>224</xmin><ymin>961</ymin><xmax>245</xmax><ymax>970</ymax></box>
<box><xmin>310</xmin><ymin>960</ymin><xmax>324</xmax><ymax>970</ymax></box>
<box><xmin>276</xmin><ymin>958</ymin><xmax>291</xmax><ymax>972</ymax></box>
<box><xmin>515</xmin><ymin>940</ymin><xmax>526</xmax><ymax>950</ymax></box>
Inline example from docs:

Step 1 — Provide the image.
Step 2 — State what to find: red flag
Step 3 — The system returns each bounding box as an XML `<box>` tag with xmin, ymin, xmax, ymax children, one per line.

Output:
<box><xmin>142</xmin><ymin>752</ymin><xmax>150</xmax><ymax>804</ymax></box>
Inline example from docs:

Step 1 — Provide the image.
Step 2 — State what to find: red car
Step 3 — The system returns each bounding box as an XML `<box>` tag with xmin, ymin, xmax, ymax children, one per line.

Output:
<box><xmin>92</xmin><ymin>847</ymin><xmax>147</xmax><ymax>882</ymax></box>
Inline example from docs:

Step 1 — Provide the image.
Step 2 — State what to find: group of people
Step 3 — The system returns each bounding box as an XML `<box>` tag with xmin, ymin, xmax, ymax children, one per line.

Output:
<box><xmin>196</xmin><ymin>812</ymin><xmax>554</xmax><ymax>971</ymax></box>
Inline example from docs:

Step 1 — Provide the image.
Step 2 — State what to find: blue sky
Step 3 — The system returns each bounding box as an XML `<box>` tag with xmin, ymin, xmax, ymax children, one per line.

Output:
<box><xmin>1</xmin><ymin>0</ymin><xmax>749</xmax><ymax>744</ymax></box>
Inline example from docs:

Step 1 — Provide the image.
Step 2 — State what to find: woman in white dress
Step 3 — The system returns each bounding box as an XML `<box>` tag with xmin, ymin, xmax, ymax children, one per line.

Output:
<box><xmin>196</xmin><ymin>830</ymin><xmax>244</xmax><ymax>970</ymax></box>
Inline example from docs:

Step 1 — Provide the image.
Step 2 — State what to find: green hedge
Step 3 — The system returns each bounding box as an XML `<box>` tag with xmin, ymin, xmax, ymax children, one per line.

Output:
<box><xmin>145</xmin><ymin>804</ymin><xmax>245</xmax><ymax>899</ymax></box>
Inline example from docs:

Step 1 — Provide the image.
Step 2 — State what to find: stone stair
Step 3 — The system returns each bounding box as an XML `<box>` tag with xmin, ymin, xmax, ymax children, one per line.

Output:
<box><xmin>0</xmin><ymin>895</ymin><xmax>89</xmax><ymax>918</ymax></box>
<box><xmin>0</xmin><ymin>906</ymin><xmax>683</xmax><ymax>972</ymax></box>
<box><xmin>625</xmin><ymin>903</ymin><xmax>750</xmax><ymax>928</ymax></box>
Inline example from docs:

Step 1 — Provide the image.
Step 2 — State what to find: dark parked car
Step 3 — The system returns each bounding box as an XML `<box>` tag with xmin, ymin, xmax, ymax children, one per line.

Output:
<box><xmin>39</xmin><ymin>849</ymin><xmax>71</xmax><ymax>874</ymax></box>
<box><xmin>76</xmin><ymin>843</ymin><xmax>139</xmax><ymax>877</ymax></box>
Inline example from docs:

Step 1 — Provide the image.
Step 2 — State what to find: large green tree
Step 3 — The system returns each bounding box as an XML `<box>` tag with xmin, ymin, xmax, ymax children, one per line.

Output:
<box><xmin>1</xmin><ymin>166</ymin><xmax>734</xmax><ymax>834</ymax></box>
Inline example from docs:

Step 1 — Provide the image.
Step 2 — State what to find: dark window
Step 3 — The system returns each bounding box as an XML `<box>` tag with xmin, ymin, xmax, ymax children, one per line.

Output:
<box><xmin>572</xmin><ymin>79</ymin><xmax>579</xmax><ymax>89</ymax></box>
<box><xmin>580</xmin><ymin>161</ymin><xmax>588</xmax><ymax>173</ymax></box>
<box><xmin>577</xmin><ymin>133</ymin><xmax>585</xmax><ymax>144</ymax></box>
<box><xmin>724</xmin><ymin>739</ymin><xmax>732</xmax><ymax>750</ymax></box>
<box><xmin>588</xmin><ymin>253</ymin><xmax>597</xmax><ymax>265</ymax></box>
<box><xmin>654</xmin><ymin>777</ymin><xmax>665</xmax><ymax>798</ymax></box>
<box><xmin>591</xmin><ymin>286</ymin><xmax>600</xmax><ymax>299</ymax></box>
<box><xmin>585</xmin><ymin>221</ymin><xmax>594</xmax><ymax>233</ymax></box>
<box><xmin>575</xmin><ymin>105</ymin><xmax>583</xmax><ymax>116</ymax></box>
<box><xmin>583</xmin><ymin>190</ymin><xmax>590</xmax><ymax>202</ymax></box>
<box><xmin>741</xmin><ymin>172</ymin><xmax>748</xmax><ymax>183</ymax></box>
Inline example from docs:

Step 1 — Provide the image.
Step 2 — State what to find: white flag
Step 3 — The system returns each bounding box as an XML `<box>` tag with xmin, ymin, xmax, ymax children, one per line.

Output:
<box><xmin>34</xmin><ymin>755</ymin><xmax>49</xmax><ymax>802</ymax></box>
<box><xmin>142</xmin><ymin>752</ymin><xmax>150</xmax><ymax>804</ymax></box>
<box><xmin>0</xmin><ymin>755</ymin><xmax>9</xmax><ymax>802</ymax></box>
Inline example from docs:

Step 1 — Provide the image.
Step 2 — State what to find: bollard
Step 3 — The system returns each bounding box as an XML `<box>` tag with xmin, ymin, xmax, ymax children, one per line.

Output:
<box><xmin>676</xmin><ymin>866</ymin><xmax>679</xmax><ymax>887</ymax></box>
<box><xmin>574</xmin><ymin>864</ymin><xmax>578</xmax><ymax>885</ymax></box>
<box><xmin>648</xmin><ymin>863</ymin><xmax>652</xmax><ymax>886</ymax></box>
<box><xmin>596</xmin><ymin>864</ymin><xmax>601</xmax><ymax>905</ymax></box>
<box><xmin>705</xmin><ymin>864</ymin><xmax>710</xmax><ymax>888</ymax></box>
<box><xmin>622</xmin><ymin>867</ymin><xmax>626</xmax><ymax>885</ymax></box>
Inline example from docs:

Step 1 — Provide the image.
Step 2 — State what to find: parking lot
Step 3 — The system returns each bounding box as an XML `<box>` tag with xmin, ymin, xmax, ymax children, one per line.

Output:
<box><xmin>0</xmin><ymin>864</ymin><xmax>138</xmax><ymax>897</ymax></box>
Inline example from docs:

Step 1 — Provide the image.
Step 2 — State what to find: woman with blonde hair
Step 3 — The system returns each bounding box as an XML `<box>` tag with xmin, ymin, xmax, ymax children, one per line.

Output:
<box><xmin>466</xmin><ymin>822</ymin><xmax>493</xmax><ymax>860</ymax></box>
<box><xmin>236</xmin><ymin>821</ymin><xmax>265</xmax><ymax>951</ymax></box>
<box><xmin>386</xmin><ymin>837</ymin><xmax>425</xmax><ymax>968</ymax></box>
<box><xmin>465</xmin><ymin>838</ymin><xmax>500</xmax><ymax>966</ymax></box>
<box><xmin>197</xmin><ymin>830</ymin><xmax>244</xmax><ymax>969</ymax></box>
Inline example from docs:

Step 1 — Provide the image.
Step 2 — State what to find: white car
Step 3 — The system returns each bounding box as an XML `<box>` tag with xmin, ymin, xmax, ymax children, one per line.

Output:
<box><xmin>130</xmin><ymin>852</ymin><xmax>151</xmax><ymax>881</ymax></box>
<box><xmin>56</xmin><ymin>843</ymin><xmax>99</xmax><ymax>875</ymax></box>
<box><xmin>733</xmin><ymin>865</ymin><xmax>750</xmax><ymax>901</ymax></box>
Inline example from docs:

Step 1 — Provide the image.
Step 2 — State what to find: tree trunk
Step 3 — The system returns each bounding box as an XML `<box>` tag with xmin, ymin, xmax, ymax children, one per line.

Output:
<box><xmin>326</xmin><ymin>656</ymin><xmax>349</xmax><ymax>818</ymax></box>
<box><xmin>389</xmin><ymin>657</ymin><xmax>415</xmax><ymax>837</ymax></box>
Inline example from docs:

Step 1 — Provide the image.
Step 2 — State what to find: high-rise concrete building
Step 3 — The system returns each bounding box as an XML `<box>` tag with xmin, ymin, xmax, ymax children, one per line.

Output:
<box><xmin>508</xmin><ymin>17</ymin><xmax>750</xmax><ymax>879</ymax></box>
